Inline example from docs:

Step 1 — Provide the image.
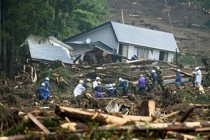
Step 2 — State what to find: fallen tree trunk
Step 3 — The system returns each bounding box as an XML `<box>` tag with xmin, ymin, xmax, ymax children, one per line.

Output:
<box><xmin>55</xmin><ymin>106</ymin><xmax>128</xmax><ymax>125</ymax></box>
<box><xmin>103</xmin><ymin>59</ymin><xmax>154</xmax><ymax>66</ymax></box>
<box><xmin>170</xmin><ymin>68</ymin><xmax>193</xmax><ymax>77</ymax></box>
<box><xmin>163</xmin><ymin>78</ymin><xmax>190</xmax><ymax>85</ymax></box>
<box><xmin>96</xmin><ymin>121</ymin><xmax>210</xmax><ymax>131</ymax></box>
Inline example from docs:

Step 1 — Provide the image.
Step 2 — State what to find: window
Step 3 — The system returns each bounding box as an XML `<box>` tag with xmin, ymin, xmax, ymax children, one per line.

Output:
<box><xmin>137</xmin><ymin>47</ymin><xmax>151</xmax><ymax>59</ymax></box>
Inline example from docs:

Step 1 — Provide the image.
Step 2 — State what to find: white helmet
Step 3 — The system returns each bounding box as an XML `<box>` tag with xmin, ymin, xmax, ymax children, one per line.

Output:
<box><xmin>98</xmin><ymin>81</ymin><xmax>101</xmax><ymax>85</ymax></box>
<box><xmin>119</xmin><ymin>78</ymin><xmax>123</xmax><ymax>81</ymax></box>
<box><xmin>140</xmin><ymin>74</ymin><xmax>143</xmax><ymax>77</ymax></box>
<box><xmin>41</xmin><ymin>83</ymin><xmax>45</xmax><ymax>87</ymax></box>
<box><xmin>79</xmin><ymin>80</ymin><xmax>84</xmax><ymax>84</ymax></box>
<box><xmin>195</xmin><ymin>67</ymin><xmax>199</xmax><ymax>71</ymax></box>
<box><xmin>151</xmin><ymin>70</ymin><xmax>156</xmax><ymax>73</ymax></box>
<box><xmin>96</xmin><ymin>76</ymin><xmax>100</xmax><ymax>80</ymax></box>
<box><xmin>177</xmin><ymin>69</ymin><xmax>181</xmax><ymax>72</ymax></box>
<box><xmin>46</xmin><ymin>77</ymin><xmax>49</xmax><ymax>81</ymax></box>
<box><xmin>87</xmin><ymin>78</ymin><xmax>91</xmax><ymax>82</ymax></box>
<box><xmin>108</xmin><ymin>84</ymin><xmax>112</xmax><ymax>88</ymax></box>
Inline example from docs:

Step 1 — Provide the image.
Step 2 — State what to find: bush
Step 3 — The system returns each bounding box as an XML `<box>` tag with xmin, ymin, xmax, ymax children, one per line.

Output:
<box><xmin>177</xmin><ymin>54</ymin><xmax>199</xmax><ymax>65</ymax></box>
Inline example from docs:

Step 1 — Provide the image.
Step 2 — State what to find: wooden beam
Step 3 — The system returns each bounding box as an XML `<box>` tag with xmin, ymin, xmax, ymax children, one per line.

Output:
<box><xmin>27</xmin><ymin>113</ymin><xmax>51</xmax><ymax>135</ymax></box>
<box><xmin>122</xmin><ymin>115</ymin><xmax>152</xmax><ymax>122</ymax></box>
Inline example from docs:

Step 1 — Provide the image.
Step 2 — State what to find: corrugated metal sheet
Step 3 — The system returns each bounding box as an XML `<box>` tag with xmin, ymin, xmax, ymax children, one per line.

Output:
<box><xmin>29</xmin><ymin>44</ymin><xmax>73</xmax><ymax>64</ymax></box>
<box><xmin>111</xmin><ymin>22</ymin><xmax>179</xmax><ymax>52</ymax></box>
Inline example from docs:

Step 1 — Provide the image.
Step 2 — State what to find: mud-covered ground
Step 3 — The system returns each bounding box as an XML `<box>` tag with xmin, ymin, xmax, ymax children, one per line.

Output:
<box><xmin>1</xmin><ymin>0</ymin><xmax>210</xmax><ymax>138</ymax></box>
<box><xmin>1</xmin><ymin>61</ymin><xmax>210</xmax><ymax>123</ymax></box>
<box><xmin>1</xmin><ymin>60</ymin><xmax>210</xmax><ymax>140</ymax></box>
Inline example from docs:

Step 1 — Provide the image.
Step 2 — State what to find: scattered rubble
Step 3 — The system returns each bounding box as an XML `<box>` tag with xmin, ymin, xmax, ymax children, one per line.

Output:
<box><xmin>1</xmin><ymin>59</ymin><xmax>210</xmax><ymax>139</ymax></box>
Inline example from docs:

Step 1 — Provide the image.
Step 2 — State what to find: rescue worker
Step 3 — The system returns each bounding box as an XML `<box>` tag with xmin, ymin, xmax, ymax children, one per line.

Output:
<box><xmin>151</xmin><ymin>69</ymin><xmax>157</xmax><ymax>89</ymax></box>
<box><xmin>85</xmin><ymin>78</ymin><xmax>93</xmax><ymax>93</ymax></box>
<box><xmin>93</xmin><ymin>81</ymin><xmax>103</xmax><ymax>98</ymax></box>
<box><xmin>175</xmin><ymin>69</ymin><xmax>182</xmax><ymax>88</ymax></box>
<box><xmin>42</xmin><ymin>77</ymin><xmax>51</xmax><ymax>92</ymax></box>
<box><xmin>192</xmin><ymin>71</ymin><xmax>196</xmax><ymax>87</ymax></box>
<box><xmin>195</xmin><ymin>67</ymin><xmax>202</xmax><ymax>88</ymax></box>
<box><xmin>145</xmin><ymin>70</ymin><xmax>153</xmax><ymax>92</ymax></box>
<box><xmin>36</xmin><ymin>83</ymin><xmax>50</xmax><ymax>100</ymax></box>
<box><xmin>73</xmin><ymin>80</ymin><xmax>86</xmax><ymax>98</ymax></box>
<box><xmin>138</xmin><ymin>74</ymin><xmax>147</xmax><ymax>94</ymax></box>
<box><xmin>106</xmin><ymin>84</ymin><xmax>117</xmax><ymax>97</ymax></box>
<box><xmin>118</xmin><ymin>78</ymin><xmax>128</xmax><ymax>96</ymax></box>
<box><xmin>92</xmin><ymin>76</ymin><xmax>101</xmax><ymax>89</ymax></box>
<box><xmin>154</xmin><ymin>66</ymin><xmax>165</xmax><ymax>91</ymax></box>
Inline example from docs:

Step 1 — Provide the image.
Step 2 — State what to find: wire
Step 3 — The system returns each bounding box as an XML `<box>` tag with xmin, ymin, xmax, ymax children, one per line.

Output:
<box><xmin>164</xmin><ymin>0</ymin><xmax>174</xmax><ymax>33</ymax></box>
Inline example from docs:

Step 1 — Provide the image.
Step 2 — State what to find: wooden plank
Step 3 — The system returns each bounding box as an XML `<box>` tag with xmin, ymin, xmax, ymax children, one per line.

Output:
<box><xmin>121</xmin><ymin>115</ymin><xmax>152</xmax><ymax>122</ymax></box>
<box><xmin>27</xmin><ymin>113</ymin><xmax>51</xmax><ymax>135</ymax></box>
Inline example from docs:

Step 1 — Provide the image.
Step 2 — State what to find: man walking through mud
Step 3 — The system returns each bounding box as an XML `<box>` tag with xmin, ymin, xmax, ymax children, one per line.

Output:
<box><xmin>154</xmin><ymin>66</ymin><xmax>165</xmax><ymax>91</ymax></box>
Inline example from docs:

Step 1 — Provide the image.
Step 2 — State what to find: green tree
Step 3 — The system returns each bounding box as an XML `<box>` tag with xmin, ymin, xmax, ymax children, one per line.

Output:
<box><xmin>1</xmin><ymin>0</ymin><xmax>55</xmax><ymax>77</ymax></box>
<box><xmin>0</xmin><ymin>0</ymin><xmax>109</xmax><ymax>77</ymax></box>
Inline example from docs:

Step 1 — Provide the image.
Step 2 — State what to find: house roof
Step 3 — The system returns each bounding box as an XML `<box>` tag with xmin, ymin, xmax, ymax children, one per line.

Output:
<box><xmin>90</xmin><ymin>41</ymin><xmax>117</xmax><ymax>54</ymax></box>
<box><xmin>69</xmin><ymin>41</ymin><xmax>117</xmax><ymax>57</ymax></box>
<box><xmin>111</xmin><ymin>22</ymin><xmax>179</xmax><ymax>52</ymax></box>
<box><xmin>48</xmin><ymin>36</ymin><xmax>73</xmax><ymax>51</ymax></box>
<box><xmin>65</xmin><ymin>21</ymin><xmax>179</xmax><ymax>52</ymax></box>
<box><xmin>26</xmin><ymin>35</ymin><xmax>73</xmax><ymax>64</ymax></box>
<box><xmin>29</xmin><ymin>44</ymin><xmax>73</xmax><ymax>64</ymax></box>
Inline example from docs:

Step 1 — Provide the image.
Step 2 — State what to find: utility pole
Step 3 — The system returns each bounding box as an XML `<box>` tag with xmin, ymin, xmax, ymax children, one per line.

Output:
<box><xmin>121</xmin><ymin>9</ymin><xmax>124</xmax><ymax>24</ymax></box>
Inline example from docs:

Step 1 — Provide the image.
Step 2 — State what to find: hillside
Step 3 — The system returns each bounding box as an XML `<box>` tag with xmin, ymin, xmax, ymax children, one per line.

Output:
<box><xmin>106</xmin><ymin>0</ymin><xmax>210</xmax><ymax>57</ymax></box>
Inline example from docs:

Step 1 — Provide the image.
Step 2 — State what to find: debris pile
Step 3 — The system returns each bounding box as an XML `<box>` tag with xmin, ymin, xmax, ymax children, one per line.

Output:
<box><xmin>1</xmin><ymin>59</ymin><xmax>210</xmax><ymax>139</ymax></box>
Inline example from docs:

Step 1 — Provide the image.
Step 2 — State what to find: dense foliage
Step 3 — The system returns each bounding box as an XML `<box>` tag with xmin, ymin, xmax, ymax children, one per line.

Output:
<box><xmin>0</xmin><ymin>0</ymin><xmax>109</xmax><ymax>76</ymax></box>
<box><xmin>189</xmin><ymin>0</ymin><xmax>210</xmax><ymax>9</ymax></box>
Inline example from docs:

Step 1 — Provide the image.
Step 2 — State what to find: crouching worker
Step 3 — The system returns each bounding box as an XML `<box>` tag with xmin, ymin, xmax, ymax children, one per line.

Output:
<box><xmin>118</xmin><ymin>78</ymin><xmax>129</xmax><ymax>96</ymax></box>
<box><xmin>73</xmin><ymin>80</ymin><xmax>86</xmax><ymax>99</ymax></box>
<box><xmin>93</xmin><ymin>81</ymin><xmax>103</xmax><ymax>98</ymax></box>
<box><xmin>36</xmin><ymin>83</ymin><xmax>50</xmax><ymax>100</ymax></box>
<box><xmin>106</xmin><ymin>84</ymin><xmax>117</xmax><ymax>97</ymax></box>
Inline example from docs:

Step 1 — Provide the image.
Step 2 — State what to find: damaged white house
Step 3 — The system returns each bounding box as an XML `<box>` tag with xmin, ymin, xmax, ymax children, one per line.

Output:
<box><xmin>65</xmin><ymin>21</ymin><xmax>179</xmax><ymax>63</ymax></box>
<box><xmin>23</xmin><ymin>35</ymin><xmax>74</xmax><ymax>64</ymax></box>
